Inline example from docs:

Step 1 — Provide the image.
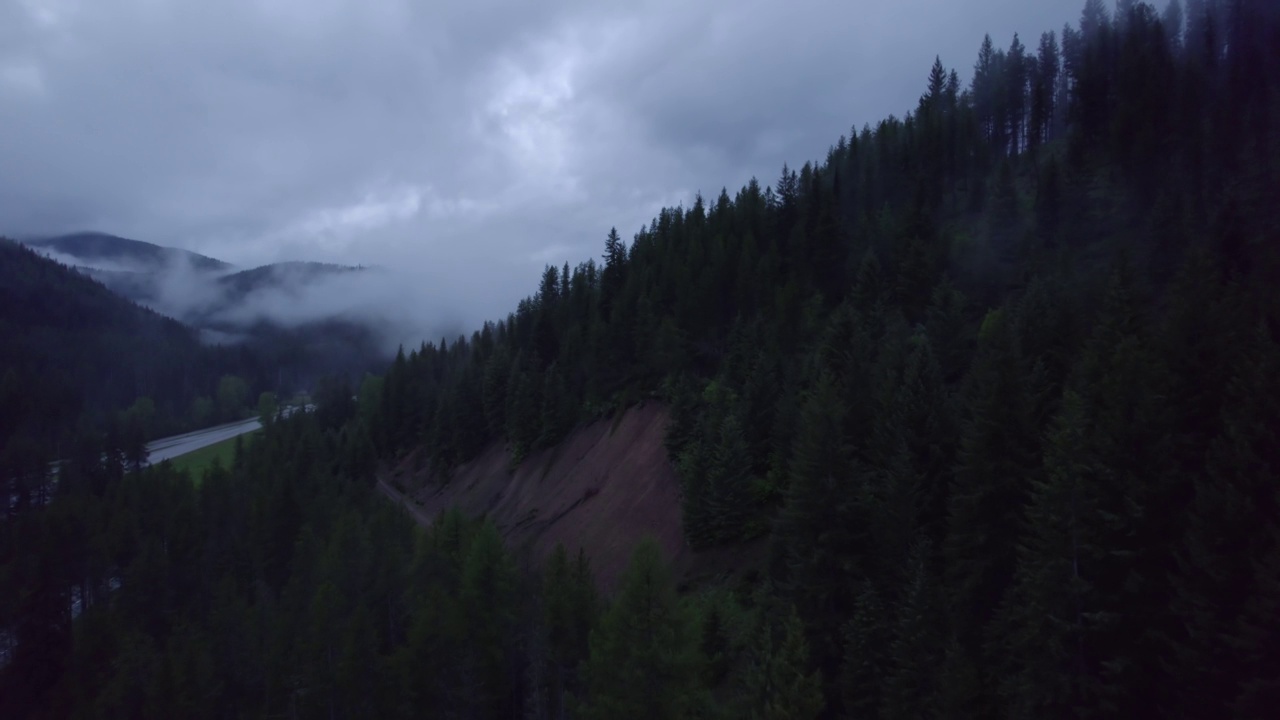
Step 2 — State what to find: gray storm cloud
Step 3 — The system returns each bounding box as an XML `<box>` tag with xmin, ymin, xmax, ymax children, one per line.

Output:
<box><xmin>2</xmin><ymin>0</ymin><xmax>1084</xmax><ymax>344</ymax></box>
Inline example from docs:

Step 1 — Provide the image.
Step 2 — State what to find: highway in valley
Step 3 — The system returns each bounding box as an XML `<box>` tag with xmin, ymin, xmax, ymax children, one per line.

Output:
<box><xmin>145</xmin><ymin>416</ymin><xmax>262</xmax><ymax>464</ymax></box>
<box><xmin>12</xmin><ymin>416</ymin><xmax>268</xmax><ymax>515</ymax></box>
<box><xmin>144</xmin><ymin>405</ymin><xmax>312</xmax><ymax>464</ymax></box>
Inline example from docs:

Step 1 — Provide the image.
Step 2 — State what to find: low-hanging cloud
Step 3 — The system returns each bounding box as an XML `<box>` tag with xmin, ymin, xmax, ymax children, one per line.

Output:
<box><xmin>195</xmin><ymin>264</ymin><xmax>474</xmax><ymax>353</ymax></box>
<box><xmin>3</xmin><ymin>0</ymin><xmax>1085</xmax><ymax>346</ymax></box>
<box><xmin>30</xmin><ymin>242</ymin><xmax>469</xmax><ymax>355</ymax></box>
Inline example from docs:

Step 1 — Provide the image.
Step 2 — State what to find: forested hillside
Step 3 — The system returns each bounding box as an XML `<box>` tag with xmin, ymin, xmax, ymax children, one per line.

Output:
<box><xmin>366</xmin><ymin>0</ymin><xmax>1280</xmax><ymax>715</ymax></box>
<box><xmin>3</xmin><ymin>0</ymin><xmax>1278</xmax><ymax>717</ymax></box>
<box><xmin>0</xmin><ymin>240</ymin><xmax>277</xmax><ymax>504</ymax></box>
<box><xmin>27</xmin><ymin>234</ymin><xmax>390</xmax><ymax>393</ymax></box>
<box><xmin>29</xmin><ymin>232</ymin><xmax>234</xmax><ymax>273</ymax></box>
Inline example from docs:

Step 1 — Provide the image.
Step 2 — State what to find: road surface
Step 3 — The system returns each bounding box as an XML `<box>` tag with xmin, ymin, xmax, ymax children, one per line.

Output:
<box><xmin>377</xmin><ymin>477</ymin><xmax>434</xmax><ymax>527</ymax></box>
<box><xmin>13</xmin><ymin>410</ymin><xmax>303</xmax><ymax>512</ymax></box>
<box><xmin>146</xmin><ymin>417</ymin><xmax>261</xmax><ymax>464</ymax></box>
<box><xmin>144</xmin><ymin>405</ymin><xmax>311</xmax><ymax>464</ymax></box>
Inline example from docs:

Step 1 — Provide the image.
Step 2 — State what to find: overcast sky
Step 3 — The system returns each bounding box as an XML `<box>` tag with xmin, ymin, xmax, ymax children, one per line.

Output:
<box><xmin>2</xmin><ymin>0</ymin><xmax>1084</xmax><ymax>325</ymax></box>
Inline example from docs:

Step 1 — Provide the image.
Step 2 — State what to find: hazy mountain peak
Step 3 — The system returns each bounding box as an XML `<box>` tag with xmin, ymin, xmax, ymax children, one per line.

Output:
<box><xmin>27</xmin><ymin>231</ymin><xmax>234</xmax><ymax>274</ymax></box>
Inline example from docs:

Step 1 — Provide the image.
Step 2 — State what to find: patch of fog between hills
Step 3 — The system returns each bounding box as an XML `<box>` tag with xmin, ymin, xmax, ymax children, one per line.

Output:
<box><xmin>31</xmin><ymin>244</ymin><xmax>238</xmax><ymax>321</ymax></box>
<box><xmin>145</xmin><ymin>257</ymin><xmax>469</xmax><ymax>355</ymax></box>
<box><xmin>33</xmin><ymin>247</ymin><xmax>163</xmax><ymax>274</ymax></box>
<box><xmin>31</xmin><ymin>244</ymin><xmax>479</xmax><ymax>355</ymax></box>
<box><xmin>187</xmin><ymin>265</ymin><xmax>471</xmax><ymax>354</ymax></box>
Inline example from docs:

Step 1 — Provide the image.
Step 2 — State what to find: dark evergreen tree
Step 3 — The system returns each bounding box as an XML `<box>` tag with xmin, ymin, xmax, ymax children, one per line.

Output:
<box><xmin>883</xmin><ymin>541</ymin><xmax>947</xmax><ymax>720</ymax></box>
<box><xmin>944</xmin><ymin>309</ymin><xmax>1040</xmax><ymax>648</ymax></box>
<box><xmin>743</xmin><ymin>603</ymin><xmax>824</xmax><ymax>720</ymax></box>
<box><xmin>999</xmin><ymin>391</ymin><xmax>1108</xmax><ymax>716</ymax></box>
<box><xmin>579</xmin><ymin>540</ymin><xmax>701</xmax><ymax>720</ymax></box>
<box><xmin>838</xmin><ymin>582</ymin><xmax>892</xmax><ymax>718</ymax></box>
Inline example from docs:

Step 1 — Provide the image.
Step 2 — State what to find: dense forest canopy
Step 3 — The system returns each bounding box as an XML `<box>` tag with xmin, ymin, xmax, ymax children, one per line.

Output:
<box><xmin>3</xmin><ymin>0</ymin><xmax>1279</xmax><ymax>717</ymax></box>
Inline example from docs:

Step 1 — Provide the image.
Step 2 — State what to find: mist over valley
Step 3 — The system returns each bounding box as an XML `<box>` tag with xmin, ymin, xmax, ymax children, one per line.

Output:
<box><xmin>26</xmin><ymin>232</ymin><xmax>467</xmax><ymax>363</ymax></box>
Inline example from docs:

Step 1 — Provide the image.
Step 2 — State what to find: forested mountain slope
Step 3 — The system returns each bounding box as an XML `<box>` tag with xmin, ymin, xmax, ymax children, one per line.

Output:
<box><xmin>0</xmin><ymin>240</ymin><xmax>271</xmax><ymax>448</ymax></box>
<box><xmin>3</xmin><ymin>1</ymin><xmax>1279</xmax><ymax>718</ymax></box>
<box><xmin>28</xmin><ymin>232</ymin><xmax>234</xmax><ymax>274</ymax></box>
<box><xmin>27</xmin><ymin>234</ymin><xmax>390</xmax><ymax>389</ymax></box>
<box><xmin>363</xmin><ymin>0</ymin><xmax>1280</xmax><ymax>715</ymax></box>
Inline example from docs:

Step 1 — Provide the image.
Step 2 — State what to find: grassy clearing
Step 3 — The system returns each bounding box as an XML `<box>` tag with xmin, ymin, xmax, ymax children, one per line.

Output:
<box><xmin>168</xmin><ymin>432</ymin><xmax>259</xmax><ymax>480</ymax></box>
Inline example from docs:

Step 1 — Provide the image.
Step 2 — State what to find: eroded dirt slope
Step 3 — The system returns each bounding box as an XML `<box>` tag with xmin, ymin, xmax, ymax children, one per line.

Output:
<box><xmin>383</xmin><ymin>403</ymin><xmax>686</xmax><ymax>592</ymax></box>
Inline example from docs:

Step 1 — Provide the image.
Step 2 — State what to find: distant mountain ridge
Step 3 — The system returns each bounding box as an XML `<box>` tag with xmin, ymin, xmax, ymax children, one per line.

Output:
<box><xmin>17</xmin><ymin>232</ymin><xmax>391</xmax><ymax>402</ymax></box>
<box><xmin>0</xmin><ymin>237</ymin><xmax>262</xmax><ymax>439</ymax></box>
<box><xmin>215</xmin><ymin>261</ymin><xmax>366</xmax><ymax>305</ymax></box>
<box><xmin>24</xmin><ymin>232</ymin><xmax>366</xmax><ymax>329</ymax></box>
<box><xmin>28</xmin><ymin>231</ymin><xmax>234</xmax><ymax>273</ymax></box>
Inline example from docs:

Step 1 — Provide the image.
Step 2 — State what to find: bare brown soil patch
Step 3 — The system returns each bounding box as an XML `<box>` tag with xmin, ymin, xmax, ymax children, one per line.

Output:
<box><xmin>387</xmin><ymin>403</ymin><xmax>686</xmax><ymax>593</ymax></box>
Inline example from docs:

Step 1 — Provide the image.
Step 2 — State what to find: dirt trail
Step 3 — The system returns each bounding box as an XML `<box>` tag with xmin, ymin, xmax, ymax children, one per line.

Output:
<box><xmin>376</xmin><ymin>478</ymin><xmax>433</xmax><ymax>527</ymax></box>
<box><xmin>381</xmin><ymin>403</ymin><xmax>685</xmax><ymax>592</ymax></box>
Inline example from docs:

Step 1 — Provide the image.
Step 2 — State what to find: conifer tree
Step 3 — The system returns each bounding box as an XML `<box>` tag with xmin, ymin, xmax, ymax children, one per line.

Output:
<box><xmin>999</xmin><ymin>391</ymin><xmax>1108</xmax><ymax>717</ymax></box>
<box><xmin>893</xmin><ymin>334</ymin><xmax>956</xmax><ymax>543</ymax></box>
<box><xmin>838</xmin><ymin>582</ymin><xmax>891</xmax><ymax>718</ymax></box>
<box><xmin>706</xmin><ymin>412</ymin><xmax>758</xmax><ymax>542</ymax></box>
<box><xmin>459</xmin><ymin>521</ymin><xmax>519</xmax><ymax>719</ymax></box>
<box><xmin>543</xmin><ymin>543</ymin><xmax>599</xmax><ymax>716</ymax></box>
<box><xmin>505</xmin><ymin>358</ymin><xmax>540</xmax><ymax>464</ymax></box>
<box><xmin>579</xmin><ymin>540</ymin><xmax>701</xmax><ymax>720</ymax></box>
<box><xmin>1165</xmin><ymin>324</ymin><xmax>1280</xmax><ymax>718</ymax></box>
<box><xmin>883</xmin><ymin>541</ymin><xmax>946</xmax><ymax>720</ymax></box>
<box><xmin>944</xmin><ymin>308</ymin><xmax>1039</xmax><ymax>645</ymax></box>
<box><xmin>677</xmin><ymin>432</ymin><xmax>714</xmax><ymax>548</ymax></box>
<box><xmin>744</xmin><ymin>604</ymin><xmax>824</xmax><ymax>720</ymax></box>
